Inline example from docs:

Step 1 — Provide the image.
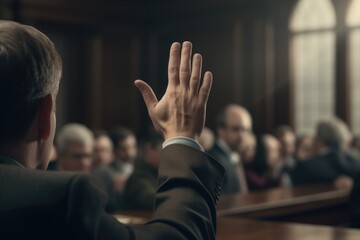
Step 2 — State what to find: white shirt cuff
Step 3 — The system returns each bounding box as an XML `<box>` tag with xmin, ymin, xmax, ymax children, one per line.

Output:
<box><xmin>162</xmin><ymin>137</ymin><xmax>204</xmax><ymax>152</ymax></box>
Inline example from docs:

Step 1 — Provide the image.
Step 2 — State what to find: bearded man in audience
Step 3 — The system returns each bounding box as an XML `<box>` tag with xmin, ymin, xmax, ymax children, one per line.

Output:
<box><xmin>0</xmin><ymin>20</ymin><xmax>224</xmax><ymax>240</ymax></box>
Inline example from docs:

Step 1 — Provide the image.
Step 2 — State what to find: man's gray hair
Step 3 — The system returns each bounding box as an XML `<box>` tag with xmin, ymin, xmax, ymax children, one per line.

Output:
<box><xmin>316</xmin><ymin>117</ymin><xmax>351</xmax><ymax>151</ymax></box>
<box><xmin>56</xmin><ymin>123</ymin><xmax>94</xmax><ymax>154</ymax></box>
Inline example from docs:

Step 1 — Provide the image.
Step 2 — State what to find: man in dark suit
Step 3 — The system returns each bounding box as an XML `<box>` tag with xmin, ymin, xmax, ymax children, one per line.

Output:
<box><xmin>208</xmin><ymin>104</ymin><xmax>252</xmax><ymax>194</ymax></box>
<box><xmin>291</xmin><ymin>118</ymin><xmax>360</xmax><ymax>186</ymax></box>
<box><xmin>0</xmin><ymin>20</ymin><xmax>224</xmax><ymax>240</ymax></box>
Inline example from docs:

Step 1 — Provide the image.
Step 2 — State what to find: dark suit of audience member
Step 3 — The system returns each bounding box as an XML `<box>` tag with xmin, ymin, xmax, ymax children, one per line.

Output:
<box><xmin>0</xmin><ymin>21</ymin><xmax>223</xmax><ymax>240</ymax></box>
<box><xmin>209</xmin><ymin>104</ymin><xmax>253</xmax><ymax>194</ymax></box>
<box><xmin>291</xmin><ymin>118</ymin><xmax>360</xmax><ymax>186</ymax></box>
<box><xmin>208</xmin><ymin>141</ymin><xmax>240</xmax><ymax>194</ymax></box>
<box><xmin>291</xmin><ymin>151</ymin><xmax>360</xmax><ymax>185</ymax></box>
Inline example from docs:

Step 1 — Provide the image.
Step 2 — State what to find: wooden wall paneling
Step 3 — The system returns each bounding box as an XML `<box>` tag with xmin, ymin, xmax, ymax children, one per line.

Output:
<box><xmin>1</xmin><ymin>0</ymin><xmax>19</xmax><ymax>21</ymax></box>
<box><xmin>251</xmin><ymin>18</ymin><xmax>267</xmax><ymax>134</ymax></box>
<box><xmin>233</xmin><ymin>18</ymin><xmax>245</xmax><ymax>105</ymax></box>
<box><xmin>21</xmin><ymin>0</ymin><xmax>103</xmax><ymax>25</ymax></box>
<box><xmin>0</xmin><ymin>0</ymin><xmax>4</xmax><ymax>17</ymax></box>
<box><xmin>101</xmin><ymin>27</ymin><xmax>142</xmax><ymax>132</ymax></box>
<box><xmin>264</xmin><ymin>22</ymin><xmax>275</xmax><ymax>132</ymax></box>
<box><xmin>273</xmin><ymin>0</ymin><xmax>295</xmax><ymax>129</ymax></box>
<box><xmin>333</xmin><ymin>0</ymin><xmax>351</xmax><ymax>125</ymax></box>
<box><xmin>83</xmin><ymin>34</ymin><xmax>103</xmax><ymax>129</ymax></box>
<box><xmin>240</xmin><ymin>17</ymin><xmax>256</xmax><ymax>111</ymax></box>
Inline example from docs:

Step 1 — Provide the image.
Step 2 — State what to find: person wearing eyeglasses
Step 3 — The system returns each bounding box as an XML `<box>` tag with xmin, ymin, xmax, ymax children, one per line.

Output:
<box><xmin>208</xmin><ymin>104</ymin><xmax>252</xmax><ymax>194</ymax></box>
<box><xmin>55</xmin><ymin>123</ymin><xmax>94</xmax><ymax>172</ymax></box>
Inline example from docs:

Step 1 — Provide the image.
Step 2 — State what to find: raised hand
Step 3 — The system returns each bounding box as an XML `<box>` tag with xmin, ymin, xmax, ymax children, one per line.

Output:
<box><xmin>135</xmin><ymin>41</ymin><xmax>213</xmax><ymax>140</ymax></box>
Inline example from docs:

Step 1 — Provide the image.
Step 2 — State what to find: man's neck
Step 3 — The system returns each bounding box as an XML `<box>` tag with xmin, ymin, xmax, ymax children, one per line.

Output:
<box><xmin>0</xmin><ymin>142</ymin><xmax>38</xmax><ymax>169</ymax></box>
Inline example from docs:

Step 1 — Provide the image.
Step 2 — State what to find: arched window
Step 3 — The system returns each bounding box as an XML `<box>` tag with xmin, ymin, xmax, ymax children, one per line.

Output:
<box><xmin>347</xmin><ymin>0</ymin><xmax>360</xmax><ymax>135</ymax></box>
<box><xmin>290</xmin><ymin>0</ymin><xmax>336</xmax><ymax>135</ymax></box>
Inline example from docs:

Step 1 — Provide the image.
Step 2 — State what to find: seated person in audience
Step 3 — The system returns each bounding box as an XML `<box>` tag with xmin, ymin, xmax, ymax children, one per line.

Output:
<box><xmin>274</xmin><ymin>125</ymin><xmax>297</xmax><ymax>186</ymax></box>
<box><xmin>274</xmin><ymin>125</ymin><xmax>296</xmax><ymax>168</ymax></box>
<box><xmin>92</xmin><ymin>130</ymin><xmax>114</xmax><ymax>169</ymax></box>
<box><xmin>198</xmin><ymin>126</ymin><xmax>215</xmax><ymax>151</ymax></box>
<box><xmin>48</xmin><ymin>123</ymin><xmax>94</xmax><ymax>171</ymax></box>
<box><xmin>245</xmin><ymin>134</ymin><xmax>282</xmax><ymax>191</ymax></box>
<box><xmin>238</xmin><ymin>131</ymin><xmax>256</xmax><ymax>165</ymax></box>
<box><xmin>123</xmin><ymin>131</ymin><xmax>163</xmax><ymax>210</ymax></box>
<box><xmin>291</xmin><ymin>118</ymin><xmax>360</xmax><ymax>187</ymax></box>
<box><xmin>109</xmin><ymin>127</ymin><xmax>137</xmax><ymax>177</ymax></box>
<box><xmin>295</xmin><ymin>135</ymin><xmax>315</xmax><ymax>161</ymax></box>
<box><xmin>0</xmin><ymin>20</ymin><xmax>224</xmax><ymax>239</ymax></box>
<box><xmin>208</xmin><ymin>104</ymin><xmax>253</xmax><ymax>194</ymax></box>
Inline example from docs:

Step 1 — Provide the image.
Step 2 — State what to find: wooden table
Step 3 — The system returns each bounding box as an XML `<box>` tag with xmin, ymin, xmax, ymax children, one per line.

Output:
<box><xmin>217</xmin><ymin>217</ymin><xmax>360</xmax><ymax>240</ymax></box>
<box><xmin>218</xmin><ymin>184</ymin><xmax>351</xmax><ymax>225</ymax></box>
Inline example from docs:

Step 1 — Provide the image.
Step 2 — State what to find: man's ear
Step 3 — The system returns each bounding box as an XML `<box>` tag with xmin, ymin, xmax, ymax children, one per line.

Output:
<box><xmin>37</xmin><ymin>94</ymin><xmax>53</xmax><ymax>141</ymax></box>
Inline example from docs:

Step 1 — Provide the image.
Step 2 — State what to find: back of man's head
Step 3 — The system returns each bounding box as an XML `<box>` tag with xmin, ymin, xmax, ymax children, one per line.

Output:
<box><xmin>316</xmin><ymin>117</ymin><xmax>351</xmax><ymax>152</ymax></box>
<box><xmin>0</xmin><ymin>20</ymin><xmax>62</xmax><ymax>145</ymax></box>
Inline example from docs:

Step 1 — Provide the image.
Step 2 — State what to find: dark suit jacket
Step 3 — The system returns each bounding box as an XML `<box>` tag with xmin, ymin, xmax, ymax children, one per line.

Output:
<box><xmin>291</xmin><ymin>151</ymin><xmax>360</xmax><ymax>185</ymax></box>
<box><xmin>0</xmin><ymin>144</ymin><xmax>224</xmax><ymax>240</ymax></box>
<box><xmin>208</xmin><ymin>141</ymin><xmax>240</xmax><ymax>194</ymax></box>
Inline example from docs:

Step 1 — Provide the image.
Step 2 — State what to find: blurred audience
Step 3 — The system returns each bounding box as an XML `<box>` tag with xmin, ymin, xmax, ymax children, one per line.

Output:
<box><xmin>109</xmin><ymin>127</ymin><xmax>138</xmax><ymax>177</ymax></box>
<box><xmin>49</xmin><ymin>123</ymin><xmax>94</xmax><ymax>172</ymax></box>
<box><xmin>123</xmin><ymin>131</ymin><xmax>164</xmax><ymax>210</ymax></box>
<box><xmin>245</xmin><ymin>135</ymin><xmax>282</xmax><ymax>191</ymax></box>
<box><xmin>291</xmin><ymin>118</ymin><xmax>360</xmax><ymax>187</ymax></box>
<box><xmin>295</xmin><ymin>135</ymin><xmax>315</xmax><ymax>161</ymax></box>
<box><xmin>274</xmin><ymin>126</ymin><xmax>297</xmax><ymax>186</ymax></box>
<box><xmin>93</xmin><ymin>130</ymin><xmax>114</xmax><ymax>169</ymax></box>
<box><xmin>237</xmin><ymin>131</ymin><xmax>256</xmax><ymax>165</ymax></box>
<box><xmin>208</xmin><ymin>104</ymin><xmax>252</xmax><ymax>194</ymax></box>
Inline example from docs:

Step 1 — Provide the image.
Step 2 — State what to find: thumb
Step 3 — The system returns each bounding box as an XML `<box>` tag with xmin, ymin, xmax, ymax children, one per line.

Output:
<box><xmin>134</xmin><ymin>80</ymin><xmax>158</xmax><ymax>110</ymax></box>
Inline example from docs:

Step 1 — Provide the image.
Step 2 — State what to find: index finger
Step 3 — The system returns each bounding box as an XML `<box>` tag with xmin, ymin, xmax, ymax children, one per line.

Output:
<box><xmin>168</xmin><ymin>42</ymin><xmax>181</xmax><ymax>87</ymax></box>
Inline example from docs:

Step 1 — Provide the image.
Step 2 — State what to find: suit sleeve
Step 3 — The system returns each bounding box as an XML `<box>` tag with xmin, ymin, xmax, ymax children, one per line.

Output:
<box><xmin>66</xmin><ymin>144</ymin><xmax>224</xmax><ymax>240</ymax></box>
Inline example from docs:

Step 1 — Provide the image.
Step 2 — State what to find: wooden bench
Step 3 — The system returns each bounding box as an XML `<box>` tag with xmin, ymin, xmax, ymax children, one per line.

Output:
<box><xmin>217</xmin><ymin>184</ymin><xmax>351</xmax><ymax>225</ymax></box>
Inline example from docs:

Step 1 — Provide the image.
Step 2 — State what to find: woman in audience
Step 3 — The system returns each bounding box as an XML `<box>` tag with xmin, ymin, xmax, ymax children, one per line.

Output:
<box><xmin>245</xmin><ymin>134</ymin><xmax>282</xmax><ymax>191</ymax></box>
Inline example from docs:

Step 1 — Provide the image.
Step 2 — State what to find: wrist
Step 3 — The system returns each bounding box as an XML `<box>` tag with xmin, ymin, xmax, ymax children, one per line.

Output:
<box><xmin>164</xmin><ymin>132</ymin><xmax>198</xmax><ymax>141</ymax></box>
